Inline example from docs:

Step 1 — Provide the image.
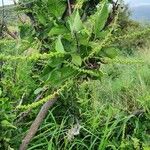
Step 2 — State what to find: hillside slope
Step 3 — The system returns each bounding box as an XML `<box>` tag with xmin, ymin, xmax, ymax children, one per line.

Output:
<box><xmin>0</xmin><ymin>5</ymin><xmax>17</xmax><ymax>24</ymax></box>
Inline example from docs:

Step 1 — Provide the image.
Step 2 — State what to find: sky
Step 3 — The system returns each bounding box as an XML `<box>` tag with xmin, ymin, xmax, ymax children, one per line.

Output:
<box><xmin>0</xmin><ymin>0</ymin><xmax>14</xmax><ymax>6</ymax></box>
<box><xmin>0</xmin><ymin>0</ymin><xmax>18</xmax><ymax>6</ymax></box>
<box><xmin>125</xmin><ymin>0</ymin><xmax>150</xmax><ymax>7</ymax></box>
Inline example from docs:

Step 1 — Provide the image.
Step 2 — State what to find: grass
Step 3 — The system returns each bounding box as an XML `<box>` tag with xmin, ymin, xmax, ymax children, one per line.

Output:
<box><xmin>6</xmin><ymin>48</ymin><xmax>149</xmax><ymax>150</ymax></box>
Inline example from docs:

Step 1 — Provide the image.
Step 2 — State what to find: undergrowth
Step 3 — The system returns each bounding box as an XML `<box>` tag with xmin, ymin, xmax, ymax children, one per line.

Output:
<box><xmin>0</xmin><ymin>0</ymin><xmax>150</xmax><ymax>149</ymax></box>
<box><xmin>1</xmin><ymin>49</ymin><xmax>149</xmax><ymax>150</ymax></box>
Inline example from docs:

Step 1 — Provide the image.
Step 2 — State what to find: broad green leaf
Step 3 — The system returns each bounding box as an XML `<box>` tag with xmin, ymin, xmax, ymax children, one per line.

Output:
<box><xmin>96</xmin><ymin>30</ymin><xmax>110</xmax><ymax>39</ymax></box>
<box><xmin>47</xmin><ymin>66</ymin><xmax>77</xmax><ymax>86</ymax></box>
<box><xmin>41</xmin><ymin>66</ymin><xmax>53</xmax><ymax>81</ymax></box>
<box><xmin>47</xmin><ymin>0</ymin><xmax>66</xmax><ymax>18</ymax></box>
<box><xmin>37</xmin><ymin>14</ymin><xmax>46</xmax><ymax>25</ymax></box>
<box><xmin>48</xmin><ymin>69</ymin><xmax>61</xmax><ymax>85</ymax></box>
<box><xmin>69</xmin><ymin>10</ymin><xmax>83</xmax><ymax>33</ymax></box>
<box><xmin>61</xmin><ymin>66</ymin><xmax>77</xmax><ymax>80</ymax></box>
<box><xmin>55</xmin><ymin>36</ymin><xmax>65</xmax><ymax>53</ymax></box>
<box><xmin>78</xmin><ymin>30</ymin><xmax>89</xmax><ymax>46</ymax></box>
<box><xmin>71</xmin><ymin>54</ymin><xmax>82</xmax><ymax>66</ymax></box>
<box><xmin>94</xmin><ymin>0</ymin><xmax>109</xmax><ymax>36</ymax></box>
<box><xmin>41</xmin><ymin>57</ymin><xmax>65</xmax><ymax>81</ymax></box>
<box><xmin>48</xmin><ymin>57</ymin><xmax>65</xmax><ymax>68</ymax></box>
<box><xmin>48</xmin><ymin>26</ymin><xmax>69</xmax><ymax>36</ymax></box>
<box><xmin>102</xmin><ymin>47</ymin><xmax>118</xmax><ymax>59</ymax></box>
<box><xmin>84</xmin><ymin>20</ymin><xmax>94</xmax><ymax>37</ymax></box>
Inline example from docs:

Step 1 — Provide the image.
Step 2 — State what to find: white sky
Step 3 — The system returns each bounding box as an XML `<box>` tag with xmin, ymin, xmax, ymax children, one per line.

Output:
<box><xmin>125</xmin><ymin>0</ymin><xmax>150</xmax><ymax>7</ymax></box>
<box><xmin>0</xmin><ymin>0</ymin><xmax>18</xmax><ymax>6</ymax></box>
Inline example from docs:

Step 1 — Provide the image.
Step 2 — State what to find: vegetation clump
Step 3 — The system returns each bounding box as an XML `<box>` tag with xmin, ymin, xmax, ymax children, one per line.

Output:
<box><xmin>0</xmin><ymin>0</ymin><xmax>150</xmax><ymax>150</ymax></box>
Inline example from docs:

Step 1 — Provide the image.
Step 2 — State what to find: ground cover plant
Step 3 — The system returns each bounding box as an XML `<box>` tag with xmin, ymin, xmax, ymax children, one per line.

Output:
<box><xmin>0</xmin><ymin>0</ymin><xmax>150</xmax><ymax>150</ymax></box>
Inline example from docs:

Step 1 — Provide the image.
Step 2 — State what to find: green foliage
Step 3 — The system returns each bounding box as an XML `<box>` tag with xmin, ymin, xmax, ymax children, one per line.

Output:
<box><xmin>94</xmin><ymin>0</ymin><xmax>109</xmax><ymax>36</ymax></box>
<box><xmin>69</xmin><ymin>10</ymin><xmax>83</xmax><ymax>33</ymax></box>
<box><xmin>55</xmin><ymin>36</ymin><xmax>66</xmax><ymax>53</ymax></box>
<box><xmin>1</xmin><ymin>0</ymin><xmax>150</xmax><ymax>149</ymax></box>
<box><xmin>14</xmin><ymin>0</ymin><xmax>120</xmax><ymax>90</ymax></box>
<box><xmin>9</xmin><ymin>54</ymin><xmax>150</xmax><ymax>149</ymax></box>
<box><xmin>0</xmin><ymin>97</ymin><xmax>16</xmax><ymax>149</ymax></box>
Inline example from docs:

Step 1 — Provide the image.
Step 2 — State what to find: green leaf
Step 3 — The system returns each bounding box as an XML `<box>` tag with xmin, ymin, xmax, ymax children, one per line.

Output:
<box><xmin>34</xmin><ymin>88</ymin><xmax>44</xmax><ymax>95</ymax></box>
<box><xmin>19</xmin><ymin>24</ymin><xmax>33</xmax><ymax>39</ymax></box>
<box><xmin>96</xmin><ymin>30</ymin><xmax>110</xmax><ymax>39</ymax></box>
<box><xmin>47</xmin><ymin>0</ymin><xmax>66</xmax><ymax>18</ymax></box>
<box><xmin>71</xmin><ymin>54</ymin><xmax>82</xmax><ymax>66</ymax></box>
<box><xmin>47</xmin><ymin>142</ymin><xmax>53</xmax><ymax>150</ymax></box>
<box><xmin>48</xmin><ymin>26</ymin><xmax>69</xmax><ymax>36</ymax></box>
<box><xmin>48</xmin><ymin>57</ymin><xmax>65</xmax><ymax>68</ymax></box>
<box><xmin>94</xmin><ymin>0</ymin><xmax>109</xmax><ymax>36</ymax></box>
<box><xmin>47</xmin><ymin>66</ymin><xmax>77</xmax><ymax>86</ymax></box>
<box><xmin>41</xmin><ymin>66</ymin><xmax>53</xmax><ymax>81</ymax></box>
<box><xmin>47</xmin><ymin>69</ymin><xmax>62</xmax><ymax>85</ymax></box>
<box><xmin>8</xmin><ymin>146</ymin><xmax>14</xmax><ymax>150</ymax></box>
<box><xmin>102</xmin><ymin>47</ymin><xmax>118</xmax><ymax>59</ymax></box>
<box><xmin>55</xmin><ymin>36</ymin><xmax>65</xmax><ymax>53</ymax></box>
<box><xmin>48</xmin><ymin>0</ymin><xmax>66</xmax><ymax>18</ymax></box>
<box><xmin>61</xmin><ymin>66</ymin><xmax>77</xmax><ymax>80</ymax></box>
<box><xmin>69</xmin><ymin>10</ymin><xmax>83</xmax><ymax>33</ymax></box>
<box><xmin>1</xmin><ymin>120</ymin><xmax>17</xmax><ymax>129</ymax></box>
<box><xmin>37</xmin><ymin>14</ymin><xmax>46</xmax><ymax>25</ymax></box>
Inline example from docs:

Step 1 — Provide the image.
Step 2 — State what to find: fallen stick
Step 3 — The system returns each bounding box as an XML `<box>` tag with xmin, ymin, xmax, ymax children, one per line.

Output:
<box><xmin>19</xmin><ymin>98</ymin><xmax>57</xmax><ymax>150</ymax></box>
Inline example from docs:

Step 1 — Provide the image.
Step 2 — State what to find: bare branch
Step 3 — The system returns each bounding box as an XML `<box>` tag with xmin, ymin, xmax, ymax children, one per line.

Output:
<box><xmin>19</xmin><ymin>98</ymin><xmax>57</xmax><ymax>150</ymax></box>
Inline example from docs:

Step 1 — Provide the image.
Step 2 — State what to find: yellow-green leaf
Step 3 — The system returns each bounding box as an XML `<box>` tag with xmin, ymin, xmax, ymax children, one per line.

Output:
<box><xmin>95</xmin><ymin>0</ymin><xmax>109</xmax><ymax>36</ymax></box>
<box><xmin>69</xmin><ymin>10</ymin><xmax>83</xmax><ymax>33</ymax></box>
<box><xmin>71</xmin><ymin>54</ymin><xmax>82</xmax><ymax>66</ymax></box>
<box><xmin>1</xmin><ymin>120</ymin><xmax>17</xmax><ymax>129</ymax></box>
<box><xmin>55</xmin><ymin>36</ymin><xmax>65</xmax><ymax>53</ymax></box>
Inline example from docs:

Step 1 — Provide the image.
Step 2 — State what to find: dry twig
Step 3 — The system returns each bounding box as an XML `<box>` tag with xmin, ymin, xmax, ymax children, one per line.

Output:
<box><xmin>19</xmin><ymin>97</ymin><xmax>57</xmax><ymax>150</ymax></box>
